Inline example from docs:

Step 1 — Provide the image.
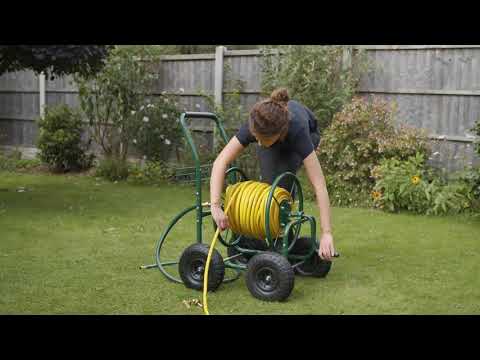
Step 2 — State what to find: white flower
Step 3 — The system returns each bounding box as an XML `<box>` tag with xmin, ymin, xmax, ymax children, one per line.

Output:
<box><xmin>433</xmin><ymin>151</ymin><xmax>440</xmax><ymax>156</ymax></box>
<box><xmin>140</xmin><ymin>105</ymin><xmax>145</xmax><ymax>111</ymax></box>
<box><xmin>160</xmin><ymin>134</ymin><xmax>165</xmax><ymax>139</ymax></box>
<box><xmin>162</xmin><ymin>114</ymin><xmax>168</xmax><ymax>119</ymax></box>
<box><xmin>133</xmin><ymin>139</ymin><xmax>137</xmax><ymax>144</ymax></box>
<box><xmin>147</xmin><ymin>104</ymin><xmax>154</xmax><ymax>108</ymax></box>
<box><xmin>179</xmin><ymin>88</ymin><xmax>185</xmax><ymax>93</ymax></box>
<box><xmin>195</xmin><ymin>104</ymin><xmax>201</xmax><ymax>109</ymax></box>
<box><xmin>438</xmin><ymin>135</ymin><xmax>446</xmax><ymax>140</ymax></box>
<box><xmin>143</xmin><ymin>116</ymin><xmax>149</xmax><ymax>123</ymax></box>
<box><xmin>164</xmin><ymin>139</ymin><xmax>171</xmax><ymax>145</ymax></box>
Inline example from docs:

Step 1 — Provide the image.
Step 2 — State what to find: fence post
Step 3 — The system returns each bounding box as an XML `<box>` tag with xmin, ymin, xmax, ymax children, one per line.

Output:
<box><xmin>342</xmin><ymin>45</ymin><xmax>352</xmax><ymax>70</ymax></box>
<box><xmin>213</xmin><ymin>46</ymin><xmax>226</xmax><ymax>151</ymax></box>
<box><xmin>39</xmin><ymin>72</ymin><xmax>46</xmax><ymax>118</ymax></box>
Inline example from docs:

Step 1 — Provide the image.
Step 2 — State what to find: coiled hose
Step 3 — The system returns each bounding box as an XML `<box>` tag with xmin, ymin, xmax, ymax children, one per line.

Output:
<box><xmin>203</xmin><ymin>181</ymin><xmax>292</xmax><ymax>315</ymax></box>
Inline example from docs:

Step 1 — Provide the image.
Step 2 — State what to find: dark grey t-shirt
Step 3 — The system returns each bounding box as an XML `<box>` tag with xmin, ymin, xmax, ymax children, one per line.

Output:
<box><xmin>235</xmin><ymin>100</ymin><xmax>320</xmax><ymax>160</ymax></box>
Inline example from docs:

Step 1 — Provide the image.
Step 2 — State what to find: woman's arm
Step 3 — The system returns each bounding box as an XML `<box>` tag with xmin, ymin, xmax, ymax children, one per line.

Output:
<box><xmin>302</xmin><ymin>151</ymin><xmax>335</xmax><ymax>261</ymax></box>
<box><xmin>210</xmin><ymin>136</ymin><xmax>245</xmax><ymax>230</ymax></box>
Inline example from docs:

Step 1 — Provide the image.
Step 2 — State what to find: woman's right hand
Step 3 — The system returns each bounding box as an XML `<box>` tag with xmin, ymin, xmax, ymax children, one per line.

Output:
<box><xmin>211</xmin><ymin>203</ymin><xmax>229</xmax><ymax>231</ymax></box>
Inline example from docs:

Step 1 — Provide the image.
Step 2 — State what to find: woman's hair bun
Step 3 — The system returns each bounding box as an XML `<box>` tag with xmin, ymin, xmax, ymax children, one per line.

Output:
<box><xmin>270</xmin><ymin>87</ymin><xmax>290</xmax><ymax>104</ymax></box>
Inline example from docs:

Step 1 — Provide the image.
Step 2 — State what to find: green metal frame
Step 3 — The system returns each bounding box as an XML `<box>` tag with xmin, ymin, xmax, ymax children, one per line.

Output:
<box><xmin>142</xmin><ymin>111</ymin><xmax>322</xmax><ymax>283</ymax></box>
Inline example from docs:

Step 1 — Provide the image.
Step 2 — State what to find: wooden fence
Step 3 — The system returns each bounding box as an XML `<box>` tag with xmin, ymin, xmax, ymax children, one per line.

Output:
<box><xmin>1</xmin><ymin>45</ymin><xmax>479</xmax><ymax>171</ymax></box>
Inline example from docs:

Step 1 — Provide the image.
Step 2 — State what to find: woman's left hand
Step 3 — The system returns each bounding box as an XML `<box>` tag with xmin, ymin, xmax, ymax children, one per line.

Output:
<box><xmin>318</xmin><ymin>232</ymin><xmax>335</xmax><ymax>261</ymax></box>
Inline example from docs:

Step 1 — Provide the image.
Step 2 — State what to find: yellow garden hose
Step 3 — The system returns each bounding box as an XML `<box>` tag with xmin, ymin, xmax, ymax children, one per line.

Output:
<box><xmin>202</xmin><ymin>181</ymin><xmax>292</xmax><ymax>315</ymax></box>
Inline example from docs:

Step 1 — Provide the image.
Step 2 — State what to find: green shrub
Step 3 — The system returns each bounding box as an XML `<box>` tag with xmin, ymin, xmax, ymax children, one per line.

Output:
<box><xmin>96</xmin><ymin>158</ymin><xmax>175</xmax><ymax>184</ymax></box>
<box><xmin>453</xmin><ymin>166</ymin><xmax>480</xmax><ymax>210</ymax></box>
<box><xmin>261</xmin><ymin>45</ymin><xmax>369</xmax><ymax>134</ymax></box>
<box><xmin>372</xmin><ymin>153</ymin><xmax>474</xmax><ymax>215</ymax></box>
<box><xmin>317</xmin><ymin>97</ymin><xmax>430</xmax><ymax>207</ymax></box>
<box><xmin>472</xmin><ymin>118</ymin><xmax>480</xmax><ymax>157</ymax></box>
<box><xmin>14</xmin><ymin>158</ymin><xmax>42</xmax><ymax>171</ymax></box>
<box><xmin>0</xmin><ymin>153</ymin><xmax>17</xmax><ymax>172</ymax></box>
<box><xmin>431</xmin><ymin>181</ymin><xmax>475</xmax><ymax>215</ymax></box>
<box><xmin>37</xmin><ymin>105</ymin><xmax>93</xmax><ymax>172</ymax></box>
<box><xmin>298</xmin><ymin>169</ymin><xmax>373</xmax><ymax>208</ymax></box>
<box><xmin>0</xmin><ymin>151</ymin><xmax>42</xmax><ymax>172</ymax></box>
<box><xmin>95</xmin><ymin>158</ymin><xmax>130</xmax><ymax>181</ymax></box>
<box><xmin>0</xmin><ymin>149</ymin><xmax>19</xmax><ymax>171</ymax></box>
<box><xmin>127</xmin><ymin>160</ymin><xmax>174</xmax><ymax>185</ymax></box>
<box><xmin>325</xmin><ymin>174</ymin><xmax>374</xmax><ymax>208</ymax></box>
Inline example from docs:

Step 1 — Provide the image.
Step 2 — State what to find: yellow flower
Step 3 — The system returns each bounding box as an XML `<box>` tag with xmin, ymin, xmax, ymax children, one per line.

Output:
<box><xmin>411</xmin><ymin>175</ymin><xmax>420</xmax><ymax>185</ymax></box>
<box><xmin>371</xmin><ymin>191</ymin><xmax>382</xmax><ymax>200</ymax></box>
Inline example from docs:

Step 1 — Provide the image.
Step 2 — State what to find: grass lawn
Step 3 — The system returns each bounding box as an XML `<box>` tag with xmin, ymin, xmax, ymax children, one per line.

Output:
<box><xmin>1</xmin><ymin>171</ymin><xmax>479</xmax><ymax>315</ymax></box>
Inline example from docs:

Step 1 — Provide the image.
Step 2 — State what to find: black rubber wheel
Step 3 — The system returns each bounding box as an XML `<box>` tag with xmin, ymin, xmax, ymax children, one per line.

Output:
<box><xmin>292</xmin><ymin>237</ymin><xmax>332</xmax><ymax>278</ymax></box>
<box><xmin>246</xmin><ymin>252</ymin><xmax>295</xmax><ymax>302</ymax></box>
<box><xmin>227</xmin><ymin>236</ymin><xmax>268</xmax><ymax>265</ymax></box>
<box><xmin>179</xmin><ymin>243</ymin><xmax>225</xmax><ymax>291</ymax></box>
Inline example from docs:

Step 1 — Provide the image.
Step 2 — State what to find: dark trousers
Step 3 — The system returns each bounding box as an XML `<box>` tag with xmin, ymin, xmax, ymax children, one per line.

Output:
<box><xmin>256</xmin><ymin>131</ymin><xmax>319</xmax><ymax>191</ymax></box>
<box><xmin>256</xmin><ymin>145</ymin><xmax>304</xmax><ymax>192</ymax></box>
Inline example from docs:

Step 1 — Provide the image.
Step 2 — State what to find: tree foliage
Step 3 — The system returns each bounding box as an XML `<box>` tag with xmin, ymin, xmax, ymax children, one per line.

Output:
<box><xmin>0</xmin><ymin>45</ymin><xmax>113</xmax><ymax>78</ymax></box>
<box><xmin>261</xmin><ymin>45</ymin><xmax>369</xmax><ymax>134</ymax></box>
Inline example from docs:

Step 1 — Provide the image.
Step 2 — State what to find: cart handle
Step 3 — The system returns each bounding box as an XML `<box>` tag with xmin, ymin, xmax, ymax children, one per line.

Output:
<box><xmin>179</xmin><ymin>112</ymin><xmax>230</xmax><ymax>167</ymax></box>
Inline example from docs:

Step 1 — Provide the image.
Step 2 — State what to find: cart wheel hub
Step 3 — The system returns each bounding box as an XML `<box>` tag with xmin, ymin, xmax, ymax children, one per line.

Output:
<box><xmin>191</xmin><ymin>260</ymin><xmax>205</xmax><ymax>281</ymax></box>
<box><xmin>256</xmin><ymin>268</ymin><xmax>277</xmax><ymax>292</ymax></box>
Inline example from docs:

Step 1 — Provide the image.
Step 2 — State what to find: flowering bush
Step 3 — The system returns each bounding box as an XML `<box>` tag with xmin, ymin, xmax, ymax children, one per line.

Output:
<box><xmin>133</xmin><ymin>94</ymin><xmax>182</xmax><ymax>162</ymax></box>
<box><xmin>75</xmin><ymin>46</ymin><xmax>184</xmax><ymax>182</ymax></box>
<box><xmin>317</xmin><ymin>97</ymin><xmax>430</xmax><ymax>207</ymax></box>
<box><xmin>372</xmin><ymin>152</ymin><xmax>475</xmax><ymax>215</ymax></box>
<box><xmin>75</xmin><ymin>46</ymin><xmax>164</xmax><ymax>162</ymax></box>
<box><xmin>372</xmin><ymin>152</ymin><xmax>435</xmax><ymax>213</ymax></box>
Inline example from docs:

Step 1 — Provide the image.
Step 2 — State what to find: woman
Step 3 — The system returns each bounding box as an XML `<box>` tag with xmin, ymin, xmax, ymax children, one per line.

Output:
<box><xmin>210</xmin><ymin>88</ymin><xmax>335</xmax><ymax>261</ymax></box>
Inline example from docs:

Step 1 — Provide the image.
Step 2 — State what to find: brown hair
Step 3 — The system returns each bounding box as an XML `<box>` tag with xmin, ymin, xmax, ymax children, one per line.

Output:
<box><xmin>249</xmin><ymin>88</ymin><xmax>290</xmax><ymax>140</ymax></box>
